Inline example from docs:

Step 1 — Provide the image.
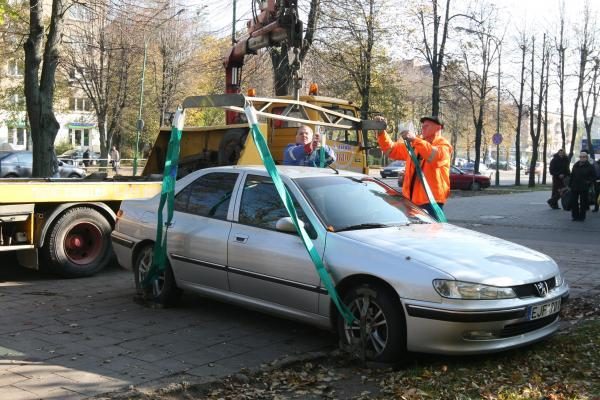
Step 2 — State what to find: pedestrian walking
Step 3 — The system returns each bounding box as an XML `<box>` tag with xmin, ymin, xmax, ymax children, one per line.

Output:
<box><xmin>110</xmin><ymin>145</ymin><xmax>120</xmax><ymax>174</ymax></box>
<box><xmin>547</xmin><ymin>149</ymin><xmax>570</xmax><ymax>209</ymax></box>
<box><xmin>82</xmin><ymin>148</ymin><xmax>91</xmax><ymax>167</ymax></box>
<box><xmin>569</xmin><ymin>151</ymin><xmax>595</xmax><ymax>221</ymax></box>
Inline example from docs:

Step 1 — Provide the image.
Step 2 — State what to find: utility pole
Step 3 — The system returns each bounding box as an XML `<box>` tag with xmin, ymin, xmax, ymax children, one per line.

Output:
<box><xmin>232</xmin><ymin>0</ymin><xmax>236</xmax><ymax>44</ymax></box>
<box><xmin>495</xmin><ymin>44</ymin><xmax>501</xmax><ymax>186</ymax></box>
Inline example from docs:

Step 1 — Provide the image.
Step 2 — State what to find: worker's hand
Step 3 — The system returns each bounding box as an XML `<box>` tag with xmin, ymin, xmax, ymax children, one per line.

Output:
<box><xmin>373</xmin><ymin>116</ymin><xmax>387</xmax><ymax>134</ymax></box>
<box><xmin>401</xmin><ymin>130</ymin><xmax>417</xmax><ymax>142</ymax></box>
<box><xmin>312</xmin><ymin>132</ymin><xmax>323</xmax><ymax>149</ymax></box>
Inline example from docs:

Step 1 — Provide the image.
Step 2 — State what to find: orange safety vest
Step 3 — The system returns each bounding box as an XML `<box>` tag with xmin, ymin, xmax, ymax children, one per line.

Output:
<box><xmin>378</xmin><ymin>132</ymin><xmax>452</xmax><ymax>206</ymax></box>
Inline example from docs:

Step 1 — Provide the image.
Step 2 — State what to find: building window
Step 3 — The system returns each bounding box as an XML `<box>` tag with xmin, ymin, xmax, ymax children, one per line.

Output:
<box><xmin>7</xmin><ymin>127</ymin><xmax>27</xmax><ymax>147</ymax></box>
<box><xmin>7</xmin><ymin>59</ymin><xmax>23</xmax><ymax>76</ymax></box>
<box><xmin>69</xmin><ymin>97</ymin><xmax>92</xmax><ymax>111</ymax></box>
<box><xmin>10</xmin><ymin>94</ymin><xmax>25</xmax><ymax>107</ymax></box>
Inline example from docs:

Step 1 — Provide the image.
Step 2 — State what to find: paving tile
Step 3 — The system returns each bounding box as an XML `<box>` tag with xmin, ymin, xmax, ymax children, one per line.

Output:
<box><xmin>0</xmin><ymin>385</ymin><xmax>39</xmax><ymax>400</ymax></box>
<box><xmin>0</xmin><ymin>371</ymin><xmax>30</xmax><ymax>386</ymax></box>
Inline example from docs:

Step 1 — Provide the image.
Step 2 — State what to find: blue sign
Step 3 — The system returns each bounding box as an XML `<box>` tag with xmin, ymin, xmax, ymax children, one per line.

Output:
<box><xmin>492</xmin><ymin>133</ymin><xmax>503</xmax><ymax>145</ymax></box>
<box><xmin>581</xmin><ymin>138</ymin><xmax>600</xmax><ymax>153</ymax></box>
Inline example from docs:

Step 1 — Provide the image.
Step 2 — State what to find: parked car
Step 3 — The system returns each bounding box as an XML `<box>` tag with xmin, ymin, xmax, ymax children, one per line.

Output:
<box><xmin>450</xmin><ymin>166</ymin><xmax>491</xmax><ymax>190</ymax></box>
<box><xmin>524</xmin><ymin>162</ymin><xmax>543</xmax><ymax>176</ymax></box>
<box><xmin>380</xmin><ymin>160</ymin><xmax>405</xmax><ymax>178</ymax></box>
<box><xmin>487</xmin><ymin>160</ymin><xmax>513</xmax><ymax>170</ymax></box>
<box><xmin>112</xmin><ymin>166</ymin><xmax>568</xmax><ymax>362</ymax></box>
<box><xmin>0</xmin><ymin>151</ymin><xmax>87</xmax><ymax>178</ymax></box>
<box><xmin>397</xmin><ymin>166</ymin><xmax>491</xmax><ymax>190</ymax></box>
<box><xmin>57</xmin><ymin>149</ymin><xmax>100</xmax><ymax>166</ymax></box>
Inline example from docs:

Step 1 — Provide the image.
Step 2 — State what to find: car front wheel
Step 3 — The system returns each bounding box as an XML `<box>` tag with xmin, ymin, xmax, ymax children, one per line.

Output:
<box><xmin>470</xmin><ymin>181</ymin><xmax>482</xmax><ymax>191</ymax></box>
<box><xmin>133</xmin><ymin>244</ymin><xmax>181</xmax><ymax>306</ymax></box>
<box><xmin>337</xmin><ymin>282</ymin><xmax>406</xmax><ymax>362</ymax></box>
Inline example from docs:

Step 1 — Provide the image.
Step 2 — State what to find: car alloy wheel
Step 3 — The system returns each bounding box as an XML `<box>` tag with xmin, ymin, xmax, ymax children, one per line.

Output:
<box><xmin>133</xmin><ymin>244</ymin><xmax>181</xmax><ymax>306</ymax></box>
<box><xmin>338</xmin><ymin>283</ymin><xmax>405</xmax><ymax>362</ymax></box>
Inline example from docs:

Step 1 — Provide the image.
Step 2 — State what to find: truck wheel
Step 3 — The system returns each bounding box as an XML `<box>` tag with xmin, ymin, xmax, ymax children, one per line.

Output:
<box><xmin>218</xmin><ymin>129</ymin><xmax>248</xmax><ymax>165</ymax></box>
<box><xmin>42</xmin><ymin>207</ymin><xmax>113</xmax><ymax>278</ymax></box>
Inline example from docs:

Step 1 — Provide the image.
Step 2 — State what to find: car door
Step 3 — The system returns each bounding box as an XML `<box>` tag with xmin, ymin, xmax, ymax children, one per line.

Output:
<box><xmin>450</xmin><ymin>166</ymin><xmax>468</xmax><ymax>190</ymax></box>
<box><xmin>227</xmin><ymin>174</ymin><xmax>322</xmax><ymax>313</ymax></box>
<box><xmin>15</xmin><ymin>152</ymin><xmax>33</xmax><ymax>177</ymax></box>
<box><xmin>166</xmin><ymin>171</ymin><xmax>240</xmax><ymax>291</ymax></box>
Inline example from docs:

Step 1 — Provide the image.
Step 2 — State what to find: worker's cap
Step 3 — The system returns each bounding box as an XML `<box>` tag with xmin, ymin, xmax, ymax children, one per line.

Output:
<box><xmin>420</xmin><ymin>116</ymin><xmax>444</xmax><ymax>128</ymax></box>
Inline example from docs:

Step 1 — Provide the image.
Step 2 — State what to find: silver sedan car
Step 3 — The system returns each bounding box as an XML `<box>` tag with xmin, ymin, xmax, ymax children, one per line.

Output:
<box><xmin>111</xmin><ymin>166</ymin><xmax>569</xmax><ymax>362</ymax></box>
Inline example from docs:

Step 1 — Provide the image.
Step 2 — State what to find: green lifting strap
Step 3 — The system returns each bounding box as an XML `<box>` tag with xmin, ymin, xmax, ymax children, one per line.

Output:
<box><xmin>403</xmin><ymin>138</ymin><xmax>447</xmax><ymax>223</ymax></box>
<box><xmin>143</xmin><ymin>108</ymin><xmax>185</xmax><ymax>288</ymax></box>
<box><xmin>243</xmin><ymin>105</ymin><xmax>355</xmax><ymax>324</ymax></box>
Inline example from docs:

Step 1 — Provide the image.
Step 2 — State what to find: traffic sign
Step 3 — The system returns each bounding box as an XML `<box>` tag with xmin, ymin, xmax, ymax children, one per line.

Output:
<box><xmin>492</xmin><ymin>133</ymin><xmax>503</xmax><ymax>145</ymax></box>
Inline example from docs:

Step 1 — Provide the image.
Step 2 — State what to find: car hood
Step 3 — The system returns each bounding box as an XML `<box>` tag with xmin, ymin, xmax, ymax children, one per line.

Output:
<box><xmin>336</xmin><ymin>224</ymin><xmax>558</xmax><ymax>286</ymax></box>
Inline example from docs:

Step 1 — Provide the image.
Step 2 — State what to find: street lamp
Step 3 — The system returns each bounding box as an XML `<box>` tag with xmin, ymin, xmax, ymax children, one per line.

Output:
<box><xmin>133</xmin><ymin>8</ymin><xmax>185</xmax><ymax>176</ymax></box>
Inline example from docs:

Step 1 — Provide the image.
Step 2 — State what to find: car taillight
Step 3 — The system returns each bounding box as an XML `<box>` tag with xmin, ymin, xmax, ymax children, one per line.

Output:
<box><xmin>116</xmin><ymin>209</ymin><xmax>124</xmax><ymax>223</ymax></box>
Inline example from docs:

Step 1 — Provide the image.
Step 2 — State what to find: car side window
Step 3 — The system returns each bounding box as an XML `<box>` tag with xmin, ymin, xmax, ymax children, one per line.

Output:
<box><xmin>174</xmin><ymin>172</ymin><xmax>238</xmax><ymax>220</ymax></box>
<box><xmin>239</xmin><ymin>175</ymin><xmax>313</xmax><ymax>234</ymax></box>
<box><xmin>19</xmin><ymin>152</ymin><xmax>32</xmax><ymax>164</ymax></box>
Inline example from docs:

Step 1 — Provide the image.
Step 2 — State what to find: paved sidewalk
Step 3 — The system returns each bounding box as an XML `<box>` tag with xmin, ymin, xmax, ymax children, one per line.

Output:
<box><xmin>0</xmin><ymin>265</ymin><xmax>330</xmax><ymax>399</ymax></box>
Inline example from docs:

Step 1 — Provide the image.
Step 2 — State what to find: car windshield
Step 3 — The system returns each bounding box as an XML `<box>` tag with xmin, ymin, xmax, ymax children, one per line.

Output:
<box><xmin>386</xmin><ymin>161</ymin><xmax>404</xmax><ymax>168</ymax></box>
<box><xmin>295</xmin><ymin>176</ymin><xmax>434</xmax><ymax>231</ymax></box>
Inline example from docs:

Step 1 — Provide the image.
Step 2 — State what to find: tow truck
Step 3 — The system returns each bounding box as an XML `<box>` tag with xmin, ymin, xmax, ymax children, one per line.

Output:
<box><xmin>0</xmin><ymin>0</ymin><xmax>382</xmax><ymax>278</ymax></box>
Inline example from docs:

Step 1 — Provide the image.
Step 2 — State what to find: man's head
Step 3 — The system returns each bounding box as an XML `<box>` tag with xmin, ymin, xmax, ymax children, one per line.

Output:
<box><xmin>579</xmin><ymin>151</ymin><xmax>589</xmax><ymax>162</ymax></box>
<box><xmin>296</xmin><ymin>125</ymin><xmax>314</xmax><ymax>145</ymax></box>
<box><xmin>419</xmin><ymin>116</ymin><xmax>443</xmax><ymax>140</ymax></box>
<box><xmin>557</xmin><ymin>148</ymin><xmax>566</xmax><ymax>157</ymax></box>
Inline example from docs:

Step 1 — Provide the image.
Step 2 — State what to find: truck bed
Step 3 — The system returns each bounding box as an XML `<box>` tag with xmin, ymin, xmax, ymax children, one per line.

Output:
<box><xmin>0</xmin><ymin>177</ymin><xmax>162</xmax><ymax>204</ymax></box>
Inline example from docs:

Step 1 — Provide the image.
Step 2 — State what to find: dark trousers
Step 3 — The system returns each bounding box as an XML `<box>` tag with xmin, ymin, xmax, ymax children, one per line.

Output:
<box><xmin>570</xmin><ymin>189</ymin><xmax>589</xmax><ymax>220</ymax></box>
<box><xmin>548</xmin><ymin>175</ymin><xmax>564</xmax><ymax>206</ymax></box>
<box><xmin>420</xmin><ymin>203</ymin><xmax>444</xmax><ymax>221</ymax></box>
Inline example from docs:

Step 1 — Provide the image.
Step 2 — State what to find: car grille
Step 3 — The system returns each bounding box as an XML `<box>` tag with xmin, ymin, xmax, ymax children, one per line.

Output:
<box><xmin>513</xmin><ymin>277</ymin><xmax>557</xmax><ymax>298</ymax></box>
<box><xmin>499</xmin><ymin>314</ymin><xmax>558</xmax><ymax>338</ymax></box>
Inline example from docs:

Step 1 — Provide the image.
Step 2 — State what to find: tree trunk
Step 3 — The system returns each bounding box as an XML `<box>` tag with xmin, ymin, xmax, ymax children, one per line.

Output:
<box><xmin>271</xmin><ymin>45</ymin><xmax>292</xmax><ymax>96</ymax></box>
<box><xmin>514</xmin><ymin>43</ymin><xmax>526</xmax><ymax>186</ymax></box>
<box><xmin>24</xmin><ymin>0</ymin><xmax>65</xmax><ymax>178</ymax></box>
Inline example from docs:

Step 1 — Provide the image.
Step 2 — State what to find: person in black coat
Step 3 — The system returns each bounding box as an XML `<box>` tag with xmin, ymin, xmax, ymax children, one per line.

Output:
<box><xmin>569</xmin><ymin>151</ymin><xmax>596</xmax><ymax>221</ymax></box>
<box><xmin>593</xmin><ymin>158</ymin><xmax>600</xmax><ymax>213</ymax></box>
<box><xmin>547</xmin><ymin>149</ymin><xmax>570</xmax><ymax>209</ymax></box>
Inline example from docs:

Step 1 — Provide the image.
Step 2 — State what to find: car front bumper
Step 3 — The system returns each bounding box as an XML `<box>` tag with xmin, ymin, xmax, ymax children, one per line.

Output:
<box><xmin>402</xmin><ymin>285</ymin><xmax>569</xmax><ymax>354</ymax></box>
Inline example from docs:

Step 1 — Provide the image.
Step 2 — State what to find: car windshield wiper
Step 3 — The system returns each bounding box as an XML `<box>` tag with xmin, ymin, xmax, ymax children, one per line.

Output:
<box><xmin>335</xmin><ymin>223</ymin><xmax>392</xmax><ymax>232</ymax></box>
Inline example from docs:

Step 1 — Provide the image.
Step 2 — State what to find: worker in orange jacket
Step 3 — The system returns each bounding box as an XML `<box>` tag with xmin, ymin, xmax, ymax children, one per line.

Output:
<box><xmin>375</xmin><ymin>115</ymin><xmax>452</xmax><ymax>219</ymax></box>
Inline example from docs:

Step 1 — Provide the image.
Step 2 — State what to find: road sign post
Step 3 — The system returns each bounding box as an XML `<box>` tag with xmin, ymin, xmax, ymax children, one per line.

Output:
<box><xmin>492</xmin><ymin>133</ymin><xmax>503</xmax><ymax>186</ymax></box>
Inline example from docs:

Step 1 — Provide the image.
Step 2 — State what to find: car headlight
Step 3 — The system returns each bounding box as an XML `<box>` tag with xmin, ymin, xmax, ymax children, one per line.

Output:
<box><xmin>433</xmin><ymin>279</ymin><xmax>516</xmax><ymax>300</ymax></box>
<box><xmin>554</xmin><ymin>273</ymin><xmax>563</xmax><ymax>287</ymax></box>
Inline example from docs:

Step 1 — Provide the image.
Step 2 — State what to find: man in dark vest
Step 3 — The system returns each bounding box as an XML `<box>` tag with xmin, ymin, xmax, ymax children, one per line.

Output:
<box><xmin>547</xmin><ymin>149</ymin><xmax>570</xmax><ymax>209</ymax></box>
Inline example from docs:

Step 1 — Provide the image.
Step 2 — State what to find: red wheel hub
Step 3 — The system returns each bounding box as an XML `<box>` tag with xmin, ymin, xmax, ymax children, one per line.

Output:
<box><xmin>64</xmin><ymin>222</ymin><xmax>103</xmax><ymax>265</ymax></box>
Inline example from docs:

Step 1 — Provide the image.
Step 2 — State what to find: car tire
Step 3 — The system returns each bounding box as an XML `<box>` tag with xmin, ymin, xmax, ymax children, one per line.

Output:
<box><xmin>470</xmin><ymin>181</ymin><xmax>482</xmax><ymax>191</ymax></box>
<box><xmin>218</xmin><ymin>129</ymin><xmax>248</xmax><ymax>166</ymax></box>
<box><xmin>68</xmin><ymin>173</ymin><xmax>81</xmax><ymax>178</ymax></box>
<box><xmin>337</xmin><ymin>282</ymin><xmax>406</xmax><ymax>363</ymax></box>
<box><xmin>133</xmin><ymin>244</ymin><xmax>181</xmax><ymax>307</ymax></box>
<box><xmin>42</xmin><ymin>207</ymin><xmax>113</xmax><ymax>278</ymax></box>
<box><xmin>4</xmin><ymin>173</ymin><xmax>19</xmax><ymax>178</ymax></box>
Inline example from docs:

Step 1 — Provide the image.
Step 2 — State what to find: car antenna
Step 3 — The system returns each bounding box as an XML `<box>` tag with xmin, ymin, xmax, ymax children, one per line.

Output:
<box><xmin>327</xmin><ymin>164</ymin><xmax>339</xmax><ymax>174</ymax></box>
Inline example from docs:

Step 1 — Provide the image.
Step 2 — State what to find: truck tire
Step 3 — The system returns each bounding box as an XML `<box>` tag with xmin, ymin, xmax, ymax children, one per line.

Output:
<box><xmin>218</xmin><ymin>129</ymin><xmax>248</xmax><ymax>165</ymax></box>
<box><xmin>42</xmin><ymin>207</ymin><xmax>113</xmax><ymax>278</ymax></box>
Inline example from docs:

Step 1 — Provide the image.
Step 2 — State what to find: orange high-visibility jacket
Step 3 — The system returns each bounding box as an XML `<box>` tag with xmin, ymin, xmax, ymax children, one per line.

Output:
<box><xmin>378</xmin><ymin>132</ymin><xmax>452</xmax><ymax>206</ymax></box>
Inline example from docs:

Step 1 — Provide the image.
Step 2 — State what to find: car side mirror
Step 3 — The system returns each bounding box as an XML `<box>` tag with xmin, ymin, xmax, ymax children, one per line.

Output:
<box><xmin>275</xmin><ymin>216</ymin><xmax>304</xmax><ymax>233</ymax></box>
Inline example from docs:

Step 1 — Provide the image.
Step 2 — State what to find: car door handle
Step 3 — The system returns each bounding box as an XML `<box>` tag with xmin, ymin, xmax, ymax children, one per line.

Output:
<box><xmin>234</xmin><ymin>234</ymin><xmax>248</xmax><ymax>244</ymax></box>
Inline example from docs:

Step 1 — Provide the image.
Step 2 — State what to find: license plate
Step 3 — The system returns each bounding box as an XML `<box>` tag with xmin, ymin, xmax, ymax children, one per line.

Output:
<box><xmin>529</xmin><ymin>298</ymin><xmax>561</xmax><ymax>320</ymax></box>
